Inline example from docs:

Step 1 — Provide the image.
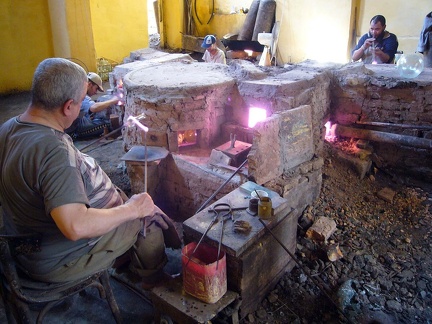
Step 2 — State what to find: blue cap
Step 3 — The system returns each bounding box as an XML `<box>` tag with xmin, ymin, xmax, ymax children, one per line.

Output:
<box><xmin>201</xmin><ymin>35</ymin><xmax>216</xmax><ymax>48</ymax></box>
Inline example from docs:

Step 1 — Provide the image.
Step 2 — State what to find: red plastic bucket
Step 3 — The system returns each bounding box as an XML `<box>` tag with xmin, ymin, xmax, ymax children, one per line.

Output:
<box><xmin>182</xmin><ymin>242</ymin><xmax>227</xmax><ymax>304</ymax></box>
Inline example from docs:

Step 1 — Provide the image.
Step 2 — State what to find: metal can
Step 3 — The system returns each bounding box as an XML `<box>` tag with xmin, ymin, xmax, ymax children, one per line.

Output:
<box><xmin>249</xmin><ymin>198</ymin><xmax>259</xmax><ymax>213</ymax></box>
<box><xmin>258</xmin><ymin>197</ymin><xmax>272</xmax><ymax>219</ymax></box>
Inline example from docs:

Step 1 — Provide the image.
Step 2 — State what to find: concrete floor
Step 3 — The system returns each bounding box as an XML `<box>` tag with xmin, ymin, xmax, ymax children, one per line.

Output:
<box><xmin>0</xmin><ymin>89</ymin><xmax>184</xmax><ymax>323</ymax></box>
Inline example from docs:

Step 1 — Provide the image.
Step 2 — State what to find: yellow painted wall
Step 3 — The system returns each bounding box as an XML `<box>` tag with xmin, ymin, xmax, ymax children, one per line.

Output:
<box><xmin>159</xmin><ymin>0</ymin><xmax>252</xmax><ymax>49</ymax></box>
<box><xmin>275</xmin><ymin>0</ymin><xmax>354</xmax><ymax>64</ymax></box>
<box><xmin>0</xmin><ymin>0</ymin><xmax>148</xmax><ymax>94</ymax></box>
<box><xmin>64</xmin><ymin>0</ymin><xmax>149</xmax><ymax>74</ymax></box>
<box><xmin>159</xmin><ymin>0</ymin><xmax>184</xmax><ymax>49</ymax></box>
<box><xmin>0</xmin><ymin>0</ymin><xmax>53</xmax><ymax>93</ymax></box>
<box><xmin>90</xmin><ymin>0</ymin><xmax>148</xmax><ymax>64</ymax></box>
<box><xmin>65</xmin><ymin>0</ymin><xmax>97</xmax><ymax>72</ymax></box>
<box><xmin>191</xmin><ymin>0</ymin><xmax>252</xmax><ymax>38</ymax></box>
<box><xmin>356</xmin><ymin>0</ymin><xmax>430</xmax><ymax>55</ymax></box>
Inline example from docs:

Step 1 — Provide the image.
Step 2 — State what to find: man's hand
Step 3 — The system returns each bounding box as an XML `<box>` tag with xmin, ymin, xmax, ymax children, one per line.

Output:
<box><xmin>125</xmin><ymin>192</ymin><xmax>156</xmax><ymax>219</ymax></box>
<box><xmin>372</xmin><ymin>47</ymin><xmax>389</xmax><ymax>62</ymax></box>
<box><xmin>362</xmin><ymin>37</ymin><xmax>376</xmax><ymax>50</ymax></box>
<box><xmin>52</xmin><ymin>192</ymin><xmax>155</xmax><ymax>241</ymax></box>
<box><xmin>147</xmin><ymin>206</ymin><xmax>170</xmax><ymax>230</ymax></box>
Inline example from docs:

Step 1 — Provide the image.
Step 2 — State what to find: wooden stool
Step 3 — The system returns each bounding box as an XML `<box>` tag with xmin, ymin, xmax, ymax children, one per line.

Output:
<box><xmin>150</xmin><ymin>278</ymin><xmax>239</xmax><ymax>324</ymax></box>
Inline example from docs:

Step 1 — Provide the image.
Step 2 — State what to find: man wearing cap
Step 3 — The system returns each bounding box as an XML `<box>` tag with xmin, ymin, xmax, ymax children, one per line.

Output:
<box><xmin>201</xmin><ymin>35</ymin><xmax>226</xmax><ymax>64</ymax></box>
<box><xmin>66</xmin><ymin>72</ymin><xmax>119</xmax><ymax>139</ymax></box>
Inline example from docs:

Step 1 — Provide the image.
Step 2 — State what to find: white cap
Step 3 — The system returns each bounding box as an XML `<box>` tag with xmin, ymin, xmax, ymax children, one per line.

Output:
<box><xmin>87</xmin><ymin>72</ymin><xmax>104</xmax><ymax>92</ymax></box>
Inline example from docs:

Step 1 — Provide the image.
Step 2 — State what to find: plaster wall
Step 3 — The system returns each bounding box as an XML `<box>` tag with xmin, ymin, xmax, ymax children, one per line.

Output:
<box><xmin>0</xmin><ymin>0</ymin><xmax>148</xmax><ymax>93</ymax></box>
<box><xmin>90</xmin><ymin>0</ymin><xmax>148</xmax><ymax>64</ymax></box>
<box><xmin>64</xmin><ymin>0</ymin><xmax>97</xmax><ymax>73</ymax></box>
<box><xmin>0</xmin><ymin>1</ymin><xmax>52</xmax><ymax>92</ymax></box>
<box><xmin>0</xmin><ymin>0</ymin><xmax>429</xmax><ymax>94</ymax></box>
<box><xmin>275</xmin><ymin>0</ymin><xmax>354</xmax><ymax>64</ymax></box>
<box><xmin>190</xmin><ymin>0</ymin><xmax>252</xmax><ymax>38</ymax></box>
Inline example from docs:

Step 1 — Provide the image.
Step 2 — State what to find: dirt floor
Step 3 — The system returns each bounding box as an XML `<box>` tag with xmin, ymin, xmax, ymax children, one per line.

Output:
<box><xmin>240</xmin><ymin>140</ymin><xmax>432</xmax><ymax>324</ymax></box>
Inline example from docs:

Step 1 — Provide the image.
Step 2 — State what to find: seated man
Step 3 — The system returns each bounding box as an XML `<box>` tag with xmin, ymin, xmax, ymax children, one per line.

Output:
<box><xmin>352</xmin><ymin>15</ymin><xmax>398</xmax><ymax>64</ymax></box>
<box><xmin>0</xmin><ymin>58</ymin><xmax>180</xmax><ymax>286</ymax></box>
<box><xmin>66</xmin><ymin>72</ymin><xmax>119</xmax><ymax>139</ymax></box>
<box><xmin>201</xmin><ymin>35</ymin><xmax>227</xmax><ymax>64</ymax></box>
<box><xmin>417</xmin><ymin>11</ymin><xmax>432</xmax><ymax>68</ymax></box>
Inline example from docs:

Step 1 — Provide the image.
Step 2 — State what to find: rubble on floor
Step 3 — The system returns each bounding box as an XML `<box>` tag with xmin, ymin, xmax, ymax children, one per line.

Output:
<box><xmin>242</xmin><ymin>142</ymin><xmax>432</xmax><ymax>323</ymax></box>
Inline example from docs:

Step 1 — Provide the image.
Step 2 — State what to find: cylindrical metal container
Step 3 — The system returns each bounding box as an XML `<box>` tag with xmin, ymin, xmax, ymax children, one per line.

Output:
<box><xmin>258</xmin><ymin>197</ymin><xmax>272</xmax><ymax>219</ymax></box>
<box><xmin>238</xmin><ymin>0</ymin><xmax>261</xmax><ymax>41</ymax></box>
<box><xmin>252</xmin><ymin>0</ymin><xmax>276</xmax><ymax>41</ymax></box>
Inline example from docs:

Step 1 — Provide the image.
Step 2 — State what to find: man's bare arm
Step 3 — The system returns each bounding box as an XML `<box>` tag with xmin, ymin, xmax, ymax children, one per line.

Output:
<box><xmin>89</xmin><ymin>97</ymin><xmax>119</xmax><ymax>114</ymax></box>
<box><xmin>51</xmin><ymin>192</ymin><xmax>154</xmax><ymax>241</ymax></box>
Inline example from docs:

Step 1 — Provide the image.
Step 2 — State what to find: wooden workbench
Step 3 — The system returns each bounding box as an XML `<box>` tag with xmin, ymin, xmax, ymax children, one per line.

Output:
<box><xmin>183</xmin><ymin>181</ymin><xmax>297</xmax><ymax>319</ymax></box>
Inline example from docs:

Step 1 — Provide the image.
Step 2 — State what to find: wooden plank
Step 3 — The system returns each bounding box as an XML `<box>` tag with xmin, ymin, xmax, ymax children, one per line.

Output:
<box><xmin>182</xmin><ymin>35</ymin><xmax>205</xmax><ymax>53</ymax></box>
<box><xmin>151</xmin><ymin>278</ymin><xmax>238</xmax><ymax>324</ymax></box>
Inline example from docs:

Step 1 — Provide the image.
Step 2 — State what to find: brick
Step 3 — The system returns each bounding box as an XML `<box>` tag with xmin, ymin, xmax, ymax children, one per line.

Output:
<box><xmin>377</xmin><ymin>187</ymin><xmax>396</xmax><ymax>203</ymax></box>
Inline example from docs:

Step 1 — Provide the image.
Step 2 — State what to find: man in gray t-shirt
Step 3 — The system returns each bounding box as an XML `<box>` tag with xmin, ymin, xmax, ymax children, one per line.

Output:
<box><xmin>0</xmin><ymin>58</ymin><xmax>180</xmax><ymax>285</ymax></box>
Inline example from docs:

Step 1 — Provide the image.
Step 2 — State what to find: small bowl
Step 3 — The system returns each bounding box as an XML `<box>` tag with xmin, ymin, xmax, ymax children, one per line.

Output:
<box><xmin>251</xmin><ymin>190</ymin><xmax>269</xmax><ymax>199</ymax></box>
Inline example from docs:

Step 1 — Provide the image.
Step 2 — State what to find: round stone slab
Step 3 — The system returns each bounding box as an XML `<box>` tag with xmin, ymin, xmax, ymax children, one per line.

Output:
<box><xmin>123</xmin><ymin>61</ymin><xmax>234</xmax><ymax>91</ymax></box>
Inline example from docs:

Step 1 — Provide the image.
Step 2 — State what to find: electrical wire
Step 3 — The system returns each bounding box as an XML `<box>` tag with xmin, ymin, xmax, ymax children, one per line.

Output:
<box><xmin>207</xmin><ymin>0</ymin><xmax>215</xmax><ymax>24</ymax></box>
<box><xmin>65</xmin><ymin>57</ymin><xmax>88</xmax><ymax>72</ymax></box>
<box><xmin>194</xmin><ymin>0</ymin><xmax>202</xmax><ymax>25</ymax></box>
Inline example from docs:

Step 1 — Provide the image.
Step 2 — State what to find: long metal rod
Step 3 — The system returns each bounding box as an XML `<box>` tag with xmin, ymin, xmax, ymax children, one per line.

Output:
<box><xmin>184</xmin><ymin>214</ymin><xmax>219</xmax><ymax>269</ymax></box>
<box><xmin>80</xmin><ymin>126</ymin><xmax>123</xmax><ymax>153</ymax></box>
<box><xmin>258</xmin><ymin>219</ymin><xmax>353</xmax><ymax>324</ymax></box>
<box><xmin>356</xmin><ymin>121</ymin><xmax>432</xmax><ymax>130</ymax></box>
<box><xmin>144</xmin><ymin>132</ymin><xmax>148</xmax><ymax>193</ymax></box>
<box><xmin>195</xmin><ymin>159</ymin><xmax>248</xmax><ymax>214</ymax></box>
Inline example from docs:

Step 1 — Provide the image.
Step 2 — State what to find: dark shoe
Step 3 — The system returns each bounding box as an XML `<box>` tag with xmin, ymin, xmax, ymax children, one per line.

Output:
<box><xmin>141</xmin><ymin>272</ymin><xmax>173</xmax><ymax>290</ymax></box>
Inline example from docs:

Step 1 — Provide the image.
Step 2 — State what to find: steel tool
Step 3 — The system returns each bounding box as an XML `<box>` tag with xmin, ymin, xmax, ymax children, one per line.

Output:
<box><xmin>185</xmin><ymin>202</ymin><xmax>233</xmax><ymax>269</ymax></box>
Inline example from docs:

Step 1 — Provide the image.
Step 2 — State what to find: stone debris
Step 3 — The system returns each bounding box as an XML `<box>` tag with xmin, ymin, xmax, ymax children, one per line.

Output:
<box><xmin>243</xmin><ymin>141</ymin><xmax>432</xmax><ymax>324</ymax></box>
<box><xmin>377</xmin><ymin>187</ymin><xmax>397</xmax><ymax>203</ymax></box>
<box><xmin>305</xmin><ymin>216</ymin><xmax>337</xmax><ymax>242</ymax></box>
<box><xmin>326</xmin><ymin>243</ymin><xmax>344</xmax><ymax>262</ymax></box>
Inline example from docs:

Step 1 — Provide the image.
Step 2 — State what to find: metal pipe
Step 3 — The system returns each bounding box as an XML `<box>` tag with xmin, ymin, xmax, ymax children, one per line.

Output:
<box><xmin>80</xmin><ymin>126</ymin><xmax>123</xmax><ymax>153</ymax></box>
<box><xmin>355</xmin><ymin>121</ymin><xmax>432</xmax><ymax>130</ymax></box>
<box><xmin>335</xmin><ymin>124</ymin><xmax>432</xmax><ymax>150</ymax></box>
<box><xmin>195</xmin><ymin>159</ymin><xmax>248</xmax><ymax>213</ymax></box>
<box><xmin>206</xmin><ymin>0</ymin><xmax>215</xmax><ymax>24</ymax></box>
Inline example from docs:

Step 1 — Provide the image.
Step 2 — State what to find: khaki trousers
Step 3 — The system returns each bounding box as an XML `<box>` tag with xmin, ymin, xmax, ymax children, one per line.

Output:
<box><xmin>33</xmin><ymin>219</ymin><xmax>167</xmax><ymax>283</ymax></box>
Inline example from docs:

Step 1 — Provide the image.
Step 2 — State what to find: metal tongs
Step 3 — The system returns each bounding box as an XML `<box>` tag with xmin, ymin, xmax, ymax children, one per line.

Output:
<box><xmin>186</xmin><ymin>202</ymin><xmax>233</xmax><ymax>269</ymax></box>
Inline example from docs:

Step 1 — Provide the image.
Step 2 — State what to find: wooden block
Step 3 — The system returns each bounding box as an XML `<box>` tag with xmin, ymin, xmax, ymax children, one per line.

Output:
<box><xmin>150</xmin><ymin>278</ymin><xmax>238</xmax><ymax>324</ymax></box>
<box><xmin>306</xmin><ymin>216</ymin><xmax>337</xmax><ymax>242</ymax></box>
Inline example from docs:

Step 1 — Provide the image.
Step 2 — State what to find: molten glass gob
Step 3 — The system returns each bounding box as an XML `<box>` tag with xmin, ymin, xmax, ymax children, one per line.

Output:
<box><xmin>126</xmin><ymin>114</ymin><xmax>148</xmax><ymax>132</ymax></box>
